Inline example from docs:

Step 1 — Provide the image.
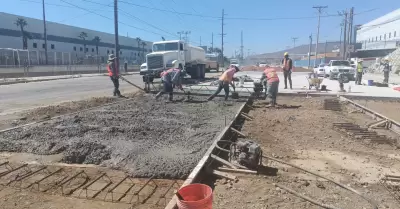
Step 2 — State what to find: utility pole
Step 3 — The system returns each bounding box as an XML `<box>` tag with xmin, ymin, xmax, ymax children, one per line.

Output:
<box><xmin>211</xmin><ymin>33</ymin><xmax>214</xmax><ymax>52</ymax></box>
<box><xmin>339</xmin><ymin>9</ymin><xmax>348</xmax><ymax>60</ymax></box>
<box><xmin>324</xmin><ymin>40</ymin><xmax>328</xmax><ymax>62</ymax></box>
<box><xmin>42</xmin><ymin>0</ymin><xmax>48</xmax><ymax>65</ymax></box>
<box><xmin>312</xmin><ymin>6</ymin><xmax>328</xmax><ymax>66</ymax></box>
<box><xmin>184</xmin><ymin>31</ymin><xmax>191</xmax><ymax>43</ymax></box>
<box><xmin>114</xmin><ymin>0</ymin><xmax>120</xmax><ymax>66</ymax></box>
<box><xmin>348</xmin><ymin>7</ymin><xmax>354</xmax><ymax>45</ymax></box>
<box><xmin>339</xmin><ymin>22</ymin><xmax>343</xmax><ymax>48</ymax></box>
<box><xmin>177</xmin><ymin>31</ymin><xmax>183</xmax><ymax>40</ymax></box>
<box><xmin>240</xmin><ymin>30</ymin><xmax>244</xmax><ymax>61</ymax></box>
<box><xmin>308</xmin><ymin>34</ymin><xmax>312</xmax><ymax>69</ymax></box>
<box><xmin>291</xmin><ymin>37</ymin><xmax>298</xmax><ymax>48</ymax></box>
<box><xmin>219</xmin><ymin>9</ymin><xmax>227</xmax><ymax>67</ymax></box>
<box><xmin>200</xmin><ymin>36</ymin><xmax>202</xmax><ymax>46</ymax></box>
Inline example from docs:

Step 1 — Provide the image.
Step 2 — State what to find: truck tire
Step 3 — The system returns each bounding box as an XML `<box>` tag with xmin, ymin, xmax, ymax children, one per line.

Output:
<box><xmin>189</xmin><ymin>67</ymin><xmax>198</xmax><ymax>79</ymax></box>
<box><xmin>200</xmin><ymin>64</ymin><xmax>206</xmax><ymax>79</ymax></box>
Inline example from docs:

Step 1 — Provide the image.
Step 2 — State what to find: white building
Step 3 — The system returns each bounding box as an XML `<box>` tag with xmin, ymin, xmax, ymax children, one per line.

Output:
<box><xmin>0</xmin><ymin>12</ymin><xmax>152</xmax><ymax>65</ymax></box>
<box><xmin>356</xmin><ymin>8</ymin><xmax>400</xmax><ymax>50</ymax></box>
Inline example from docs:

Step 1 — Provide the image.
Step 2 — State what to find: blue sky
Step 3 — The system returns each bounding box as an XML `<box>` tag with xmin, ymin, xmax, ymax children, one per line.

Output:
<box><xmin>2</xmin><ymin>0</ymin><xmax>400</xmax><ymax>56</ymax></box>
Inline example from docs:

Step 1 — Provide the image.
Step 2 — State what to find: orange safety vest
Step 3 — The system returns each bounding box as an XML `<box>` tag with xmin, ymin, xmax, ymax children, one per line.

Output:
<box><xmin>283</xmin><ymin>58</ymin><xmax>291</xmax><ymax>71</ymax></box>
<box><xmin>107</xmin><ymin>61</ymin><xmax>119</xmax><ymax>76</ymax></box>
<box><xmin>264</xmin><ymin>68</ymin><xmax>279</xmax><ymax>83</ymax></box>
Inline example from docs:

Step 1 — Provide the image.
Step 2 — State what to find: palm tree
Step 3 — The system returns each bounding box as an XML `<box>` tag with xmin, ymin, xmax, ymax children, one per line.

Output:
<box><xmin>141</xmin><ymin>42</ymin><xmax>147</xmax><ymax>63</ymax></box>
<box><xmin>14</xmin><ymin>18</ymin><xmax>28</xmax><ymax>49</ymax></box>
<box><xmin>78</xmin><ymin>32</ymin><xmax>88</xmax><ymax>55</ymax></box>
<box><xmin>92</xmin><ymin>36</ymin><xmax>101</xmax><ymax>55</ymax></box>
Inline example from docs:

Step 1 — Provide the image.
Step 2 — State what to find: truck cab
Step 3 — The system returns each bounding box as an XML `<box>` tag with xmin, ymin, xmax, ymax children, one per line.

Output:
<box><xmin>324</xmin><ymin>60</ymin><xmax>355</xmax><ymax>80</ymax></box>
<box><xmin>146</xmin><ymin>40</ymin><xmax>206</xmax><ymax>79</ymax></box>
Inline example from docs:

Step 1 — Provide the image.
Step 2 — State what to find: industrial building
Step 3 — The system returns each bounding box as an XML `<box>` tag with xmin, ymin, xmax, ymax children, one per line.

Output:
<box><xmin>0</xmin><ymin>12</ymin><xmax>152</xmax><ymax>65</ymax></box>
<box><xmin>356</xmin><ymin>8</ymin><xmax>400</xmax><ymax>51</ymax></box>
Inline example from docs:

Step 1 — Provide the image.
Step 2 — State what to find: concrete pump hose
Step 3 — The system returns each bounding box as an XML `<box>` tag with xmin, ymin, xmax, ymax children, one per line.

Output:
<box><xmin>263</xmin><ymin>155</ymin><xmax>378</xmax><ymax>209</ymax></box>
<box><xmin>273</xmin><ymin>183</ymin><xmax>341</xmax><ymax>209</ymax></box>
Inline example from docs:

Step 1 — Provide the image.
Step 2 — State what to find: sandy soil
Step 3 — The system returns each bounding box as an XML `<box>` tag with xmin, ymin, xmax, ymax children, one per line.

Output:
<box><xmin>213</xmin><ymin>96</ymin><xmax>400</xmax><ymax>209</ymax></box>
<box><xmin>353</xmin><ymin>99</ymin><xmax>400</xmax><ymax>122</ymax></box>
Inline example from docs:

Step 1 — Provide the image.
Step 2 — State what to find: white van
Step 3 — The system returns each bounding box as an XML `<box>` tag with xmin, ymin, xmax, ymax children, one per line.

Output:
<box><xmin>139</xmin><ymin>63</ymin><xmax>148</xmax><ymax>75</ymax></box>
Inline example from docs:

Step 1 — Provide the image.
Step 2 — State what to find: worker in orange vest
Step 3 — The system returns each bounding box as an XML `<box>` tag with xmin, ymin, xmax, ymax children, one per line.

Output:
<box><xmin>261</xmin><ymin>67</ymin><xmax>280</xmax><ymax>106</ymax></box>
<box><xmin>207</xmin><ymin>65</ymin><xmax>240</xmax><ymax>101</ymax></box>
<box><xmin>281</xmin><ymin>52</ymin><xmax>293</xmax><ymax>89</ymax></box>
<box><xmin>107</xmin><ymin>54</ymin><xmax>122</xmax><ymax>97</ymax></box>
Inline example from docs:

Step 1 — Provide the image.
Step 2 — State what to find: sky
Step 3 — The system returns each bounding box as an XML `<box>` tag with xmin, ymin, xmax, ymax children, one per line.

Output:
<box><xmin>2</xmin><ymin>0</ymin><xmax>400</xmax><ymax>56</ymax></box>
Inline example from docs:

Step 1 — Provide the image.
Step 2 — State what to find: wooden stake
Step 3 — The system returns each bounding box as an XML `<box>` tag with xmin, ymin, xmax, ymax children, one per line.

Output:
<box><xmin>207</xmin><ymin>168</ymin><xmax>237</xmax><ymax>181</ymax></box>
<box><xmin>210</xmin><ymin>154</ymin><xmax>237</xmax><ymax>169</ymax></box>
<box><xmin>230</xmin><ymin>127</ymin><xmax>247</xmax><ymax>137</ymax></box>
<box><xmin>217</xmin><ymin>167</ymin><xmax>257</xmax><ymax>174</ymax></box>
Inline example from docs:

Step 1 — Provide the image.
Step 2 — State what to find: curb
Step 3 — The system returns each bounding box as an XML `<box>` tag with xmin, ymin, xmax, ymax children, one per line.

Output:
<box><xmin>0</xmin><ymin>72</ymin><xmax>138</xmax><ymax>86</ymax></box>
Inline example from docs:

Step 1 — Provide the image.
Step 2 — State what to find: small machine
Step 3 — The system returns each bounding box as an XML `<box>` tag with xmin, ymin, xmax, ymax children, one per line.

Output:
<box><xmin>229</xmin><ymin>140</ymin><xmax>263</xmax><ymax>170</ymax></box>
<box><xmin>253</xmin><ymin>81</ymin><xmax>264</xmax><ymax>97</ymax></box>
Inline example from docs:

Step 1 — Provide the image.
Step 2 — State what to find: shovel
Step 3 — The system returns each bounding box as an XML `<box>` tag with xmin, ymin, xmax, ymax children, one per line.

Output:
<box><xmin>231</xmin><ymin>86</ymin><xmax>239</xmax><ymax>99</ymax></box>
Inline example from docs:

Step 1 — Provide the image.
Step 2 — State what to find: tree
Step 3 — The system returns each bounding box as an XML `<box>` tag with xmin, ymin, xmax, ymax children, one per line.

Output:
<box><xmin>78</xmin><ymin>32</ymin><xmax>88</xmax><ymax>55</ymax></box>
<box><xmin>15</xmin><ymin>18</ymin><xmax>29</xmax><ymax>49</ymax></box>
<box><xmin>141</xmin><ymin>42</ymin><xmax>147</xmax><ymax>63</ymax></box>
<box><xmin>92</xmin><ymin>36</ymin><xmax>101</xmax><ymax>55</ymax></box>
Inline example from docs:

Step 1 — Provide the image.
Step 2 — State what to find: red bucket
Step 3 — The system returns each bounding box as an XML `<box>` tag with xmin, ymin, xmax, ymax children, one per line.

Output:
<box><xmin>177</xmin><ymin>183</ymin><xmax>213</xmax><ymax>209</ymax></box>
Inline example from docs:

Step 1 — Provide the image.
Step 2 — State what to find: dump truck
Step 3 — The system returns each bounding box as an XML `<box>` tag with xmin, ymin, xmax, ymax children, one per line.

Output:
<box><xmin>145</xmin><ymin>40</ymin><xmax>207</xmax><ymax>79</ymax></box>
<box><xmin>205</xmin><ymin>53</ymin><xmax>220</xmax><ymax>72</ymax></box>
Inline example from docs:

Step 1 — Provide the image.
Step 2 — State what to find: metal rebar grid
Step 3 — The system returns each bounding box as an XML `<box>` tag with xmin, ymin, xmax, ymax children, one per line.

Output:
<box><xmin>333</xmin><ymin>122</ymin><xmax>393</xmax><ymax>144</ymax></box>
<box><xmin>380</xmin><ymin>175</ymin><xmax>400</xmax><ymax>204</ymax></box>
<box><xmin>324</xmin><ymin>99</ymin><xmax>342</xmax><ymax>111</ymax></box>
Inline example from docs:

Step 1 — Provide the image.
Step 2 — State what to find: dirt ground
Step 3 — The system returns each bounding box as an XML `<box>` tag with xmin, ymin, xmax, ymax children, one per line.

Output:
<box><xmin>213</xmin><ymin>96</ymin><xmax>400</xmax><ymax>209</ymax></box>
<box><xmin>353</xmin><ymin>99</ymin><xmax>400</xmax><ymax>122</ymax></box>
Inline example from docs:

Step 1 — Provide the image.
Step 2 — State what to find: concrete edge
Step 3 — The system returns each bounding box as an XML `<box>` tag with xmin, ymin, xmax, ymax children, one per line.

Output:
<box><xmin>164</xmin><ymin>99</ymin><xmax>249</xmax><ymax>209</ymax></box>
<box><xmin>339</xmin><ymin>96</ymin><xmax>400</xmax><ymax>135</ymax></box>
<box><xmin>0</xmin><ymin>72</ymin><xmax>139</xmax><ymax>86</ymax></box>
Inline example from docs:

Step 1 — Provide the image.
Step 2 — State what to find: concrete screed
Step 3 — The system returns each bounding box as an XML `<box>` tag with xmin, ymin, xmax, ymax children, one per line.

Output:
<box><xmin>0</xmin><ymin>94</ymin><xmax>241</xmax><ymax>179</ymax></box>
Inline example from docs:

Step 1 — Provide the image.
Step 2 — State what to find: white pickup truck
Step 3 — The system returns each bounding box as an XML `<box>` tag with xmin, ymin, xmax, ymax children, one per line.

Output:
<box><xmin>324</xmin><ymin>60</ymin><xmax>355</xmax><ymax>80</ymax></box>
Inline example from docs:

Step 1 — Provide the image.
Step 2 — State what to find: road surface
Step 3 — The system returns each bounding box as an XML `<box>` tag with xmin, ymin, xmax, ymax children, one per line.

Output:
<box><xmin>0</xmin><ymin>74</ymin><xmax>145</xmax><ymax>115</ymax></box>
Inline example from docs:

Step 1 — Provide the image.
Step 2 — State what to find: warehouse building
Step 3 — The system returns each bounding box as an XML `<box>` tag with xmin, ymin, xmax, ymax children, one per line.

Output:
<box><xmin>0</xmin><ymin>12</ymin><xmax>152</xmax><ymax>65</ymax></box>
<box><xmin>356</xmin><ymin>8</ymin><xmax>400</xmax><ymax>51</ymax></box>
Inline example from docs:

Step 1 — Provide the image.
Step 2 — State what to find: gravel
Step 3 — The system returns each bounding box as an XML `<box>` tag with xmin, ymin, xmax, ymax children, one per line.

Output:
<box><xmin>0</xmin><ymin>95</ymin><xmax>241</xmax><ymax>179</ymax></box>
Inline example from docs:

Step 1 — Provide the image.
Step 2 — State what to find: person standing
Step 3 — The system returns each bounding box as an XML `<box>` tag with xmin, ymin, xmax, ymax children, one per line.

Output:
<box><xmin>155</xmin><ymin>60</ymin><xmax>183</xmax><ymax>102</ymax></box>
<box><xmin>281</xmin><ymin>52</ymin><xmax>293</xmax><ymax>89</ymax></box>
<box><xmin>261</xmin><ymin>67</ymin><xmax>280</xmax><ymax>107</ymax></box>
<box><xmin>355</xmin><ymin>60</ymin><xmax>363</xmax><ymax>85</ymax></box>
<box><xmin>207</xmin><ymin>65</ymin><xmax>240</xmax><ymax>101</ymax></box>
<box><xmin>107</xmin><ymin>54</ymin><xmax>122</xmax><ymax>97</ymax></box>
<box><xmin>381</xmin><ymin>58</ymin><xmax>391</xmax><ymax>84</ymax></box>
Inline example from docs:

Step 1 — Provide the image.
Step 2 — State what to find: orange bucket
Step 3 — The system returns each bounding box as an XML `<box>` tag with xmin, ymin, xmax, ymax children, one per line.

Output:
<box><xmin>177</xmin><ymin>183</ymin><xmax>213</xmax><ymax>209</ymax></box>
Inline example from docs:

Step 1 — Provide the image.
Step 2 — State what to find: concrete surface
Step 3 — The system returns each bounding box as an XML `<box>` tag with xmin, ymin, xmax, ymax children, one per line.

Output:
<box><xmin>0</xmin><ymin>95</ymin><xmax>241</xmax><ymax>179</ymax></box>
<box><xmin>190</xmin><ymin>71</ymin><xmax>400</xmax><ymax>98</ymax></box>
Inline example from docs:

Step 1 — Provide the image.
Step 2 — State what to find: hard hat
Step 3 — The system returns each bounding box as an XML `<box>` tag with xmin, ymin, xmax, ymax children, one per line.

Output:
<box><xmin>171</xmin><ymin>60</ymin><xmax>179</xmax><ymax>68</ymax></box>
<box><xmin>284</xmin><ymin>52</ymin><xmax>289</xmax><ymax>56</ymax></box>
<box><xmin>108</xmin><ymin>54</ymin><xmax>116</xmax><ymax>61</ymax></box>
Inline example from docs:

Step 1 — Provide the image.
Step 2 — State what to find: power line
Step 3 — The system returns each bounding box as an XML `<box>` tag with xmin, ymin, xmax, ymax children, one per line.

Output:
<box><xmin>313</xmin><ymin>6</ymin><xmax>328</xmax><ymax>66</ymax></box>
<box><xmin>59</xmin><ymin>0</ymin><xmax>167</xmax><ymax>37</ymax></box>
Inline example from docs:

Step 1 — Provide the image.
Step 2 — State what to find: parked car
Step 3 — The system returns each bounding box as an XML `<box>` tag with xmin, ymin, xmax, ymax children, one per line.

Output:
<box><xmin>313</xmin><ymin>64</ymin><xmax>326</xmax><ymax>77</ymax></box>
<box><xmin>259</xmin><ymin>62</ymin><xmax>268</xmax><ymax>68</ymax></box>
<box><xmin>139</xmin><ymin>63</ymin><xmax>148</xmax><ymax>75</ymax></box>
<box><xmin>324</xmin><ymin>60</ymin><xmax>355</xmax><ymax>80</ymax></box>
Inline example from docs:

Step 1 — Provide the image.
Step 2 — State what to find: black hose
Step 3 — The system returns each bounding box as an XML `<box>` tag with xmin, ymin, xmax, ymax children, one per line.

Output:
<box><xmin>215</xmin><ymin>140</ymin><xmax>234</xmax><ymax>153</ymax></box>
<box><xmin>263</xmin><ymin>155</ymin><xmax>378</xmax><ymax>209</ymax></box>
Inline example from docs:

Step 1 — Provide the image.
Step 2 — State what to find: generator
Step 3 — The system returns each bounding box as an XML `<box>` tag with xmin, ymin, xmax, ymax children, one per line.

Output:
<box><xmin>229</xmin><ymin>140</ymin><xmax>263</xmax><ymax>170</ymax></box>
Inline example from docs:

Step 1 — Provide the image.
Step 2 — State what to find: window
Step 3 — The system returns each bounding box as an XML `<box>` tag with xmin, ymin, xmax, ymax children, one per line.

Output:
<box><xmin>51</xmin><ymin>44</ymin><xmax>55</xmax><ymax>49</ymax></box>
<box><xmin>180</xmin><ymin>43</ymin><xmax>184</xmax><ymax>50</ymax></box>
<box><xmin>92</xmin><ymin>48</ymin><xmax>94</xmax><ymax>52</ymax></box>
<box><xmin>376</xmin><ymin>36</ymin><xmax>378</xmax><ymax>41</ymax></box>
<box><xmin>380</xmin><ymin>35</ymin><xmax>382</xmax><ymax>40</ymax></box>
<box><xmin>395</xmin><ymin>31</ymin><xmax>397</xmax><ymax>37</ymax></box>
<box><xmin>42</xmin><ymin>44</ymin><xmax>45</xmax><ymax>49</ymax></box>
<box><xmin>120</xmin><ymin>51</ymin><xmax>122</xmax><ymax>54</ymax></box>
<box><xmin>33</xmin><ymin>43</ymin><xmax>37</xmax><ymax>48</ymax></box>
<box><xmin>389</xmin><ymin>33</ymin><xmax>391</xmax><ymax>38</ymax></box>
<box><xmin>80</xmin><ymin>47</ymin><xmax>83</xmax><ymax>51</ymax></box>
<box><xmin>85</xmin><ymin>48</ymin><xmax>88</xmax><ymax>52</ymax></box>
<box><xmin>111</xmin><ymin>50</ymin><xmax>114</xmax><ymax>54</ymax></box>
<box><xmin>73</xmin><ymin>46</ymin><xmax>76</xmax><ymax>51</ymax></box>
<box><xmin>107</xmin><ymin>50</ymin><xmax>109</xmax><ymax>54</ymax></box>
<box><xmin>384</xmin><ymin>34</ymin><xmax>386</xmax><ymax>39</ymax></box>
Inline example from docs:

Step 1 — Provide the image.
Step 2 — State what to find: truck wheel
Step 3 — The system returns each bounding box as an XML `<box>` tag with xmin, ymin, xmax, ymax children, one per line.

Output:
<box><xmin>199</xmin><ymin>65</ymin><xmax>205</xmax><ymax>79</ymax></box>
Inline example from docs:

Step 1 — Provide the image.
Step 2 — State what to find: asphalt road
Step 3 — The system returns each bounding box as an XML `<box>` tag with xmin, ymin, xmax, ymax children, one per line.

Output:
<box><xmin>0</xmin><ymin>74</ymin><xmax>145</xmax><ymax>115</ymax></box>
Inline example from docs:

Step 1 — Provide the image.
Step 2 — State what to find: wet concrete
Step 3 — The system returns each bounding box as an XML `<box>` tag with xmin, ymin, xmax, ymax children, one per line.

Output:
<box><xmin>0</xmin><ymin>95</ymin><xmax>241</xmax><ymax>179</ymax></box>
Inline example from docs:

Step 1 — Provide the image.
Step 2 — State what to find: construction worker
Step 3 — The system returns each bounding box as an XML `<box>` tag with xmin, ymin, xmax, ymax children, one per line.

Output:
<box><xmin>355</xmin><ymin>60</ymin><xmax>363</xmax><ymax>85</ymax></box>
<box><xmin>155</xmin><ymin>60</ymin><xmax>183</xmax><ymax>102</ymax></box>
<box><xmin>107</xmin><ymin>54</ymin><xmax>122</xmax><ymax>97</ymax></box>
<box><xmin>381</xmin><ymin>58</ymin><xmax>391</xmax><ymax>84</ymax></box>
<box><xmin>261</xmin><ymin>67</ymin><xmax>280</xmax><ymax>107</ymax></box>
<box><xmin>281</xmin><ymin>52</ymin><xmax>293</xmax><ymax>89</ymax></box>
<box><xmin>207</xmin><ymin>65</ymin><xmax>239</xmax><ymax>101</ymax></box>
